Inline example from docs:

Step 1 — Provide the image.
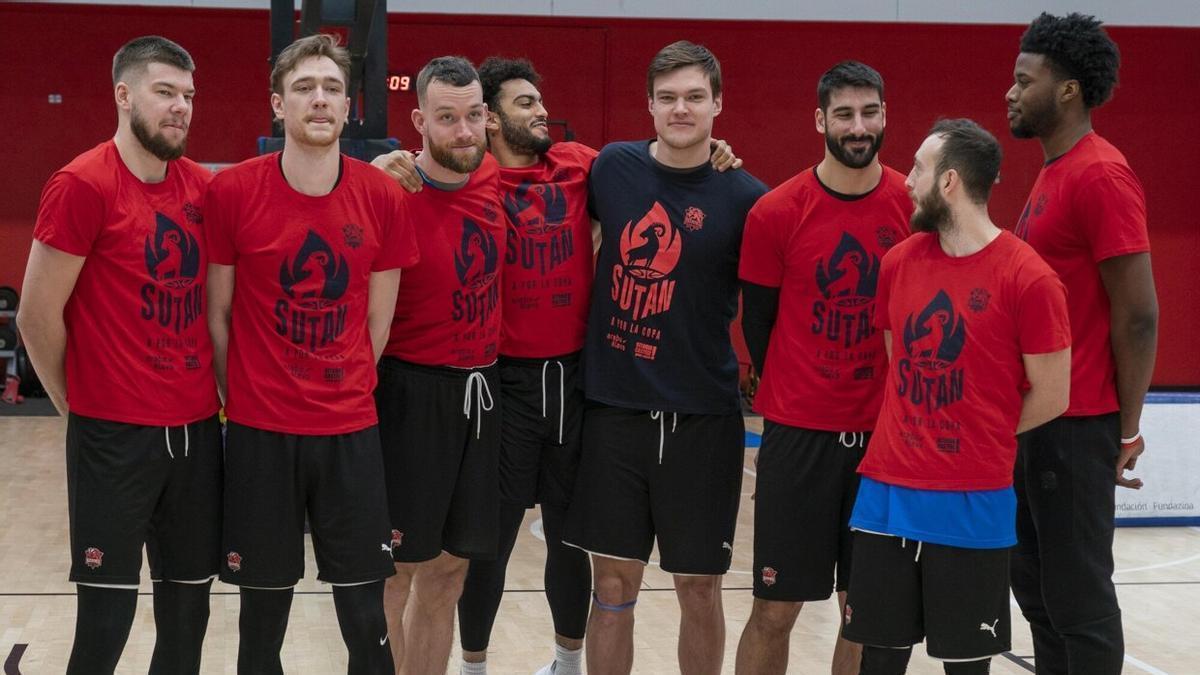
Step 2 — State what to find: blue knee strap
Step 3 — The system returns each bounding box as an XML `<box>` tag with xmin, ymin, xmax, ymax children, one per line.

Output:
<box><xmin>592</xmin><ymin>591</ymin><xmax>637</xmax><ymax>612</ymax></box>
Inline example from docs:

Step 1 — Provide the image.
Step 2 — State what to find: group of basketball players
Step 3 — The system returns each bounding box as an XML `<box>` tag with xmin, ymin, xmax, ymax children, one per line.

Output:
<box><xmin>16</xmin><ymin>8</ymin><xmax>1156</xmax><ymax>675</ymax></box>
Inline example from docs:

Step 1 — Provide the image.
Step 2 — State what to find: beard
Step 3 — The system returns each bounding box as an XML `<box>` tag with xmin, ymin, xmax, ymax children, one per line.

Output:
<box><xmin>1009</xmin><ymin>92</ymin><xmax>1058</xmax><ymax>139</ymax></box>
<box><xmin>499</xmin><ymin>109</ymin><xmax>552</xmax><ymax>156</ymax></box>
<box><xmin>910</xmin><ymin>181</ymin><xmax>953</xmax><ymax>233</ymax></box>
<box><xmin>429</xmin><ymin>135</ymin><xmax>486</xmax><ymax>174</ymax></box>
<box><xmin>131</xmin><ymin>106</ymin><xmax>186</xmax><ymax>161</ymax></box>
<box><xmin>825</xmin><ymin>128</ymin><xmax>883</xmax><ymax>169</ymax></box>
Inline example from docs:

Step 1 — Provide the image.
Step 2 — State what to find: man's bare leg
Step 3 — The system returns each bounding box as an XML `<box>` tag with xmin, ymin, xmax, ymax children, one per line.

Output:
<box><xmin>401</xmin><ymin>552</ymin><xmax>469</xmax><ymax>675</ymax></box>
<box><xmin>586</xmin><ymin>556</ymin><xmax>644</xmax><ymax>675</ymax></box>
<box><xmin>384</xmin><ymin>563</ymin><xmax>415</xmax><ymax>672</ymax></box>
<box><xmin>675</xmin><ymin>574</ymin><xmax>725</xmax><ymax>675</ymax></box>
<box><xmin>734</xmin><ymin>598</ymin><xmax>804</xmax><ymax>674</ymax></box>
<box><xmin>831</xmin><ymin>590</ymin><xmax>861</xmax><ymax>675</ymax></box>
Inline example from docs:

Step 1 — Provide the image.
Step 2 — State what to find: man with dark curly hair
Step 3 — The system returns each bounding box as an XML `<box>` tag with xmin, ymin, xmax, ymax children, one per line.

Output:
<box><xmin>1006</xmin><ymin>12</ymin><xmax>1158</xmax><ymax>674</ymax></box>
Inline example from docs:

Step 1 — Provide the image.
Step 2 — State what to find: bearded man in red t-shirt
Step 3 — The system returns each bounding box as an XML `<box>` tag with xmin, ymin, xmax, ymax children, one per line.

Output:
<box><xmin>1006</xmin><ymin>13</ymin><xmax>1158</xmax><ymax>674</ymax></box>
<box><xmin>19</xmin><ymin>36</ymin><xmax>222</xmax><ymax>674</ymax></box>
<box><xmin>735</xmin><ymin>60</ymin><xmax>911</xmax><ymax>675</ymax></box>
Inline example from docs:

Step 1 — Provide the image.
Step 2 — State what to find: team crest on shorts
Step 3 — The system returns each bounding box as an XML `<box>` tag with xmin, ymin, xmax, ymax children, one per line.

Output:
<box><xmin>390</xmin><ymin>530</ymin><xmax>403</xmax><ymax>549</ymax></box>
<box><xmin>84</xmin><ymin>547</ymin><xmax>104</xmax><ymax>570</ymax></box>
<box><xmin>760</xmin><ymin>566</ymin><xmax>777</xmax><ymax>587</ymax></box>
<box><xmin>226</xmin><ymin>551</ymin><xmax>242</xmax><ymax>572</ymax></box>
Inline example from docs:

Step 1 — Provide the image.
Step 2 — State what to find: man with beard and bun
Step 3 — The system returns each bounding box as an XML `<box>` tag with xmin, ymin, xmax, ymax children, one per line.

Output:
<box><xmin>1006</xmin><ymin>13</ymin><xmax>1157</xmax><ymax>674</ymax></box>
<box><xmin>371</xmin><ymin>56</ymin><xmax>506</xmax><ymax>675</ymax></box>
<box><xmin>19</xmin><ymin>36</ymin><xmax>222</xmax><ymax>674</ymax></box>
<box><xmin>206</xmin><ymin>34</ymin><xmax>417</xmax><ymax>674</ymax></box>
<box><xmin>840</xmin><ymin>119</ymin><xmax>1071</xmax><ymax>675</ymax></box>
<box><xmin>734</xmin><ymin>60</ymin><xmax>910</xmax><ymax>675</ymax></box>
<box><xmin>454</xmin><ymin>56</ymin><xmax>595</xmax><ymax>675</ymax></box>
<box><xmin>562</xmin><ymin>41</ymin><xmax>767</xmax><ymax>675</ymax></box>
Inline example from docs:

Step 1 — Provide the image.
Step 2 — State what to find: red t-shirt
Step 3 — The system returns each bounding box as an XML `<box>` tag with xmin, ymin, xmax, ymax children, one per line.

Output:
<box><xmin>739</xmin><ymin>165</ymin><xmax>911</xmax><ymax>431</ymax></box>
<box><xmin>33</xmin><ymin>140</ymin><xmax>219</xmax><ymax>426</ymax></box>
<box><xmin>858</xmin><ymin>231</ymin><xmax>1070</xmax><ymax>491</ymax></box>
<box><xmin>1014</xmin><ymin>132</ymin><xmax>1149</xmax><ymax>416</ymax></box>
<box><xmin>499</xmin><ymin>142</ymin><xmax>598</xmax><ymax>358</ymax></box>
<box><xmin>383</xmin><ymin>154</ymin><xmax>505</xmax><ymax>367</ymax></box>
<box><xmin>206</xmin><ymin>153</ymin><xmax>418</xmax><ymax>435</ymax></box>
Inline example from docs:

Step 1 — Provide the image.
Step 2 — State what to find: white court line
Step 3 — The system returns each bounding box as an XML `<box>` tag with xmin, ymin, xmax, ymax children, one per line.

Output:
<box><xmin>1123</xmin><ymin>655</ymin><xmax>1169</xmax><ymax>675</ymax></box>
<box><xmin>744</xmin><ymin>466</ymin><xmax>756</xmax><ymax>478</ymax></box>
<box><xmin>1114</xmin><ymin>550</ymin><xmax>1200</xmax><ymax>574</ymax></box>
<box><xmin>1114</xmin><ymin>527</ymin><xmax>1200</xmax><ymax>574</ymax></box>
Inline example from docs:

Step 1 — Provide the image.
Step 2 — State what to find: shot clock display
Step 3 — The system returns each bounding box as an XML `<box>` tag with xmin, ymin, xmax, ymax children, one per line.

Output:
<box><xmin>387</xmin><ymin>74</ymin><xmax>412</xmax><ymax>92</ymax></box>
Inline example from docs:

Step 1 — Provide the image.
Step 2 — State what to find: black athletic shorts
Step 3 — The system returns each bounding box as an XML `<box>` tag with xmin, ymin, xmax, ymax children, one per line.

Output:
<box><xmin>843</xmin><ymin>532</ymin><xmax>1012</xmax><ymax>661</ymax></box>
<box><xmin>753</xmin><ymin>422</ymin><xmax>868</xmax><ymax>601</ymax></box>
<box><xmin>375</xmin><ymin>357</ymin><xmax>501</xmax><ymax>563</ymax></box>
<box><xmin>563</xmin><ymin>403</ymin><xmax>744</xmax><ymax>575</ymax></box>
<box><xmin>220</xmin><ymin>422</ymin><xmax>395</xmax><ymax>588</ymax></box>
<box><xmin>66</xmin><ymin>413</ymin><xmax>222</xmax><ymax>586</ymax></box>
<box><xmin>497</xmin><ymin>352</ymin><xmax>584</xmax><ymax>509</ymax></box>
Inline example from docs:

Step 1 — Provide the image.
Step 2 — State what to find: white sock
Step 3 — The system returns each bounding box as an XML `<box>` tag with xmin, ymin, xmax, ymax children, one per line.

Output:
<box><xmin>461</xmin><ymin>660</ymin><xmax>487</xmax><ymax>675</ymax></box>
<box><xmin>554</xmin><ymin>644</ymin><xmax>583</xmax><ymax>674</ymax></box>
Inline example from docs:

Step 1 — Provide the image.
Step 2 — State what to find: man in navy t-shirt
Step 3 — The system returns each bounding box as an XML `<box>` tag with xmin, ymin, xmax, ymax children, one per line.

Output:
<box><xmin>562</xmin><ymin>40</ymin><xmax>767</xmax><ymax>674</ymax></box>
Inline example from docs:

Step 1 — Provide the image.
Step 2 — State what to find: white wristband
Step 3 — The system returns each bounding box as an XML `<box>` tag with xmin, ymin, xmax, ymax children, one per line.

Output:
<box><xmin>1120</xmin><ymin>432</ymin><xmax>1142</xmax><ymax>445</ymax></box>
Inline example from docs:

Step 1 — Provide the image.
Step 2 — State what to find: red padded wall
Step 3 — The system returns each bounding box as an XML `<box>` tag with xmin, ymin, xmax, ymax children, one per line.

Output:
<box><xmin>1</xmin><ymin>4</ymin><xmax>1195</xmax><ymax>384</ymax></box>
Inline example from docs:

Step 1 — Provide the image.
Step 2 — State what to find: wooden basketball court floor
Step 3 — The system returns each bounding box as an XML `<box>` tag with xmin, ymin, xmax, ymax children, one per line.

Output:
<box><xmin>2</xmin><ymin>415</ymin><xmax>1197</xmax><ymax>674</ymax></box>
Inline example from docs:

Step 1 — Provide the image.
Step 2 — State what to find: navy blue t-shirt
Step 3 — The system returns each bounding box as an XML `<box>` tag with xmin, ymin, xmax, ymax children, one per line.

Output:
<box><xmin>584</xmin><ymin>140</ymin><xmax>768</xmax><ymax>414</ymax></box>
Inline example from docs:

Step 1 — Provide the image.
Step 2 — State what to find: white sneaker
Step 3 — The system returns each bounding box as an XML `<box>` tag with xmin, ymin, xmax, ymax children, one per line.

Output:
<box><xmin>533</xmin><ymin>662</ymin><xmax>556</xmax><ymax>675</ymax></box>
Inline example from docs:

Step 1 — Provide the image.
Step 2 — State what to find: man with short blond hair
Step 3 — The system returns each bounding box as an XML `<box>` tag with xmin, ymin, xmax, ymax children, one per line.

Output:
<box><xmin>207</xmin><ymin>33</ymin><xmax>417</xmax><ymax>674</ymax></box>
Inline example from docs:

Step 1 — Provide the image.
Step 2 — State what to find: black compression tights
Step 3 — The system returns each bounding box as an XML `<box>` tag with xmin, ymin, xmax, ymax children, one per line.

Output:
<box><xmin>459</xmin><ymin>502</ymin><xmax>525</xmax><ymax>652</ymax></box>
<box><xmin>458</xmin><ymin>502</ymin><xmax>591</xmax><ymax>652</ymax></box>
<box><xmin>238</xmin><ymin>588</ymin><xmax>293</xmax><ymax>675</ymax></box>
<box><xmin>238</xmin><ymin>584</ymin><xmax>393</xmax><ymax>675</ymax></box>
<box><xmin>66</xmin><ymin>585</ymin><xmax>138</xmax><ymax>675</ymax></box>
<box><xmin>149</xmin><ymin>579</ymin><xmax>213</xmax><ymax>674</ymax></box>
<box><xmin>332</xmin><ymin>581</ymin><xmax>394</xmax><ymax>675</ymax></box>
<box><xmin>541</xmin><ymin>502</ymin><xmax>591</xmax><ymax>639</ymax></box>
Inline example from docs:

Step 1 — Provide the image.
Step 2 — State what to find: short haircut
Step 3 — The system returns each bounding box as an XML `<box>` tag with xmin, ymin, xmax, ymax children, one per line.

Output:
<box><xmin>646</xmin><ymin>41</ymin><xmax>722</xmax><ymax>98</ymax></box>
<box><xmin>817</xmin><ymin>61</ymin><xmax>884</xmax><ymax>111</ymax></box>
<box><xmin>929</xmin><ymin>118</ymin><xmax>1002</xmax><ymax>204</ymax></box>
<box><xmin>112</xmin><ymin>35</ymin><xmax>194</xmax><ymax>85</ymax></box>
<box><xmin>415</xmin><ymin>56</ymin><xmax>480</xmax><ymax>107</ymax></box>
<box><xmin>1020</xmin><ymin>12</ymin><xmax>1120</xmax><ymax>109</ymax></box>
<box><xmin>478</xmin><ymin>57</ymin><xmax>541</xmax><ymax>111</ymax></box>
<box><xmin>270</xmin><ymin>33</ymin><xmax>351</xmax><ymax>95</ymax></box>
